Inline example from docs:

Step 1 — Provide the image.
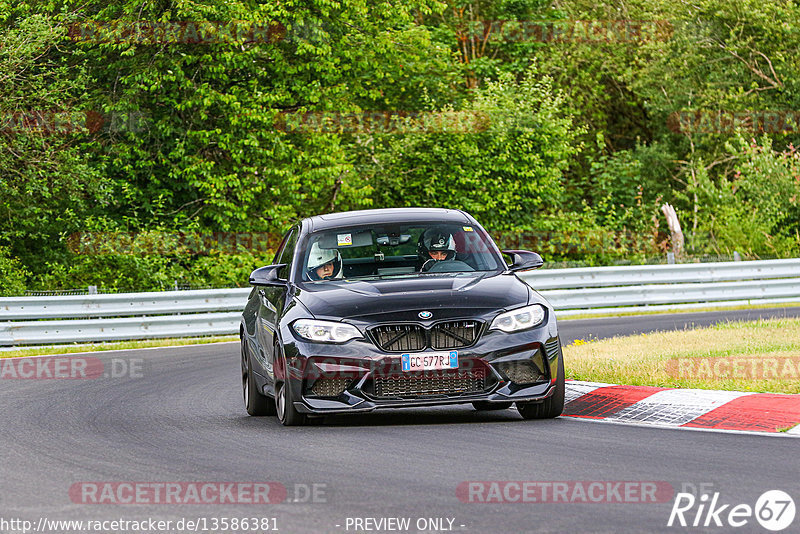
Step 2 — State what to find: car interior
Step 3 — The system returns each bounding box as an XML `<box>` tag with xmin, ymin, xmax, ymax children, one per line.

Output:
<box><xmin>302</xmin><ymin>225</ymin><xmax>500</xmax><ymax>280</ymax></box>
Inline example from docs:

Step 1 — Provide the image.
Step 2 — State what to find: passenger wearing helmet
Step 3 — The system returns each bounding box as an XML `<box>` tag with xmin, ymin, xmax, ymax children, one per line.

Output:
<box><xmin>306</xmin><ymin>241</ymin><xmax>343</xmax><ymax>280</ymax></box>
<box><xmin>418</xmin><ymin>227</ymin><xmax>457</xmax><ymax>272</ymax></box>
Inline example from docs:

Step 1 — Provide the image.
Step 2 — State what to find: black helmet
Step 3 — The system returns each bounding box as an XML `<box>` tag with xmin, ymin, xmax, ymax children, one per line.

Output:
<box><xmin>418</xmin><ymin>227</ymin><xmax>457</xmax><ymax>263</ymax></box>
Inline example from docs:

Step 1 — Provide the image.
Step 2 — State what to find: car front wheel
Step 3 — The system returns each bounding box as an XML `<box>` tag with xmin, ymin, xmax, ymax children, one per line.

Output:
<box><xmin>275</xmin><ymin>347</ymin><xmax>307</xmax><ymax>426</ymax></box>
<box><xmin>517</xmin><ymin>354</ymin><xmax>565</xmax><ymax>420</ymax></box>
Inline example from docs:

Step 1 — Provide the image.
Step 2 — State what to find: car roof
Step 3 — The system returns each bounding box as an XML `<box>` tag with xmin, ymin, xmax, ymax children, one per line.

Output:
<box><xmin>304</xmin><ymin>208</ymin><xmax>472</xmax><ymax>232</ymax></box>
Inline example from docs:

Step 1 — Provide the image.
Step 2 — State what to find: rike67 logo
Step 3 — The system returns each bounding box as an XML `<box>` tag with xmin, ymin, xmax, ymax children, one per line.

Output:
<box><xmin>668</xmin><ymin>489</ymin><xmax>795</xmax><ymax>531</ymax></box>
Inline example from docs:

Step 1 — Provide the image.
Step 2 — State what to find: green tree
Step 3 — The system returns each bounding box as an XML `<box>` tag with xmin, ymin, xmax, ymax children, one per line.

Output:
<box><xmin>0</xmin><ymin>10</ymin><xmax>106</xmax><ymax>286</ymax></box>
<box><xmin>361</xmin><ymin>67</ymin><xmax>581</xmax><ymax>232</ymax></box>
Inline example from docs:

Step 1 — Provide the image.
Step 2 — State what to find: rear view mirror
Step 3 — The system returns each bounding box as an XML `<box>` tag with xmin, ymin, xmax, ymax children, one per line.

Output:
<box><xmin>376</xmin><ymin>234</ymin><xmax>412</xmax><ymax>246</ymax></box>
<box><xmin>502</xmin><ymin>250</ymin><xmax>544</xmax><ymax>272</ymax></box>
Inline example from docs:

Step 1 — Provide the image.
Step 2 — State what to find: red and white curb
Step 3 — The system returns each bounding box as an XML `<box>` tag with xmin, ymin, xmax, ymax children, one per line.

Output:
<box><xmin>564</xmin><ymin>381</ymin><xmax>800</xmax><ymax>435</ymax></box>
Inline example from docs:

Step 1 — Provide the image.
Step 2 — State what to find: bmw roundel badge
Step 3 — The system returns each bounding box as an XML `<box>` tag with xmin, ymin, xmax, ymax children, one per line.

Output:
<box><xmin>418</xmin><ymin>311</ymin><xmax>433</xmax><ymax>319</ymax></box>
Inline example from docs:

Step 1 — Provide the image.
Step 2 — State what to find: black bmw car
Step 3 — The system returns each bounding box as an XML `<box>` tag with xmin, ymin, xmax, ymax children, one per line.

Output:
<box><xmin>240</xmin><ymin>208</ymin><xmax>564</xmax><ymax>425</ymax></box>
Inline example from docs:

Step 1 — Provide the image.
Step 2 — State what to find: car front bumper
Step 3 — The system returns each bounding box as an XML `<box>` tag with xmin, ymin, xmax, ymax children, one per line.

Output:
<box><xmin>280</xmin><ymin>317</ymin><xmax>563</xmax><ymax>415</ymax></box>
<box><xmin>293</xmin><ymin>380</ymin><xmax>558</xmax><ymax>415</ymax></box>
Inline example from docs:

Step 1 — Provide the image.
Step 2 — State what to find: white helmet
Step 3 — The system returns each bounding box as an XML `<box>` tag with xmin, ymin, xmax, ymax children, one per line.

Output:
<box><xmin>306</xmin><ymin>241</ymin><xmax>342</xmax><ymax>280</ymax></box>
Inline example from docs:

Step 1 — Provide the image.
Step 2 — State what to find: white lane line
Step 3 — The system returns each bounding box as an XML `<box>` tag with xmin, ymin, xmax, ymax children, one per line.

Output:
<box><xmin>0</xmin><ymin>341</ymin><xmax>239</xmax><ymax>360</ymax></box>
<box><xmin>787</xmin><ymin>424</ymin><xmax>800</xmax><ymax>435</ymax></box>
<box><xmin>607</xmin><ymin>389</ymin><xmax>755</xmax><ymax>426</ymax></box>
<box><xmin>565</xmin><ymin>381</ymin><xmax>613</xmax><ymax>404</ymax></box>
<box><xmin>561</xmin><ymin>414</ymin><xmax>800</xmax><ymax>438</ymax></box>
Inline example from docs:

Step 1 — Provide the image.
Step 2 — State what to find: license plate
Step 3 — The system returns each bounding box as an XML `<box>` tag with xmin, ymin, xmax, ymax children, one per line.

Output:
<box><xmin>401</xmin><ymin>351</ymin><xmax>458</xmax><ymax>372</ymax></box>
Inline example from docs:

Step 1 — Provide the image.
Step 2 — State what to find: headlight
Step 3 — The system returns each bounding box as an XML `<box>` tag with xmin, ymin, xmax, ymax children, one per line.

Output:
<box><xmin>489</xmin><ymin>304</ymin><xmax>546</xmax><ymax>333</ymax></box>
<box><xmin>292</xmin><ymin>319</ymin><xmax>363</xmax><ymax>343</ymax></box>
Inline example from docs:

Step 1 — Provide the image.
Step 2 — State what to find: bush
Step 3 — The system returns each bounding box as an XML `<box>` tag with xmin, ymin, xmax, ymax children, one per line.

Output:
<box><xmin>689</xmin><ymin>136</ymin><xmax>800</xmax><ymax>258</ymax></box>
<box><xmin>0</xmin><ymin>247</ymin><xmax>29</xmax><ymax>296</ymax></box>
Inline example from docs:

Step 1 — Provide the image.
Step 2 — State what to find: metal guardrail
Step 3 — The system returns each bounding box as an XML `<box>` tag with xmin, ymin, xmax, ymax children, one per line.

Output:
<box><xmin>536</xmin><ymin>278</ymin><xmax>800</xmax><ymax>310</ymax></box>
<box><xmin>0</xmin><ymin>313</ymin><xmax>241</xmax><ymax>345</ymax></box>
<box><xmin>1</xmin><ymin>288</ymin><xmax>251</xmax><ymax>320</ymax></box>
<box><xmin>1</xmin><ymin>258</ymin><xmax>799</xmax><ymax>346</ymax></box>
<box><xmin>523</xmin><ymin>258</ymin><xmax>800</xmax><ymax>289</ymax></box>
<box><xmin>519</xmin><ymin>258</ymin><xmax>800</xmax><ymax>317</ymax></box>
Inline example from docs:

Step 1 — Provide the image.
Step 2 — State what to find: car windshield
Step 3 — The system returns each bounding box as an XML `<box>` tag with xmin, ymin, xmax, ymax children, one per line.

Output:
<box><xmin>298</xmin><ymin>222</ymin><xmax>503</xmax><ymax>282</ymax></box>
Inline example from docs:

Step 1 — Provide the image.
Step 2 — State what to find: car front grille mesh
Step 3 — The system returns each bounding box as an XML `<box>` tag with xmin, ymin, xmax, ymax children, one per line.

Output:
<box><xmin>373</xmin><ymin>370</ymin><xmax>487</xmax><ymax>398</ymax></box>
<box><xmin>493</xmin><ymin>340</ymin><xmax>557</xmax><ymax>385</ymax></box>
<box><xmin>371</xmin><ymin>325</ymin><xmax>426</xmax><ymax>352</ymax></box>
<box><xmin>431</xmin><ymin>321</ymin><xmax>480</xmax><ymax>349</ymax></box>
<box><xmin>309</xmin><ymin>378</ymin><xmax>350</xmax><ymax>397</ymax></box>
<box><xmin>371</xmin><ymin>320</ymin><xmax>481</xmax><ymax>352</ymax></box>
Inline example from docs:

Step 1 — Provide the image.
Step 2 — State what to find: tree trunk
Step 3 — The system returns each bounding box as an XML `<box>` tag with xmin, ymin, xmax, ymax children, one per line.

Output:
<box><xmin>660</xmin><ymin>203</ymin><xmax>685</xmax><ymax>259</ymax></box>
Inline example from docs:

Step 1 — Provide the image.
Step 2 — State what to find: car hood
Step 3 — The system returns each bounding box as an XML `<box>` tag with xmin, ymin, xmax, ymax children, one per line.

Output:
<box><xmin>296</xmin><ymin>272</ymin><xmax>532</xmax><ymax>322</ymax></box>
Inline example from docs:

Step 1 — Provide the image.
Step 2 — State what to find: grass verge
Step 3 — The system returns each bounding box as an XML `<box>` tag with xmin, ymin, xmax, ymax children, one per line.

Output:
<box><xmin>562</xmin><ymin>317</ymin><xmax>800</xmax><ymax>394</ymax></box>
<box><xmin>0</xmin><ymin>336</ymin><xmax>239</xmax><ymax>359</ymax></box>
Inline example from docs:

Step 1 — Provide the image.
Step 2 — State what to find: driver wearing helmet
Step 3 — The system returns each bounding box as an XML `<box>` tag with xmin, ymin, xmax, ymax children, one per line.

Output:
<box><xmin>306</xmin><ymin>241</ymin><xmax>343</xmax><ymax>281</ymax></box>
<box><xmin>418</xmin><ymin>227</ymin><xmax>457</xmax><ymax>272</ymax></box>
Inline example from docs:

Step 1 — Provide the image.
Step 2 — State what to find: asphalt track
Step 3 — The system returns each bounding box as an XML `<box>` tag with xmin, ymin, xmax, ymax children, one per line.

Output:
<box><xmin>1</xmin><ymin>309</ymin><xmax>798</xmax><ymax>534</ymax></box>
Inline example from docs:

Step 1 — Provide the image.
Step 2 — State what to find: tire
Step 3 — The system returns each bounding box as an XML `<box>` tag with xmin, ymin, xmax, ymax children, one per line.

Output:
<box><xmin>472</xmin><ymin>401</ymin><xmax>512</xmax><ymax>411</ymax></box>
<box><xmin>517</xmin><ymin>353</ymin><xmax>565</xmax><ymax>420</ymax></box>
<box><xmin>242</xmin><ymin>337</ymin><xmax>275</xmax><ymax>416</ymax></box>
<box><xmin>275</xmin><ymin>347</ymin><xmax>307</xmax><ymax>426</ymax></box>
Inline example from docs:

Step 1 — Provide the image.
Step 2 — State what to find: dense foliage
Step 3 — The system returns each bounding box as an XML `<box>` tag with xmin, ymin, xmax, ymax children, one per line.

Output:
<box><xmin>1</xmin><ymin>0</ymin><xmax>798</xmax><ymax>293</ymax></box>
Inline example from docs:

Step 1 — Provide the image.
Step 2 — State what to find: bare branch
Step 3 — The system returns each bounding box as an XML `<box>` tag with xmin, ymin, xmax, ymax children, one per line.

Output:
<box><xmin>718</xmin><ymin>43</ymin><xmax>783</xmax><ymax>90</ymax></box>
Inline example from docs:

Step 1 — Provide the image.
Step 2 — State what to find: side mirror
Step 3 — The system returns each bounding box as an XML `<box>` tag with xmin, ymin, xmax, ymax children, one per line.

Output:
<box><xmin>249</xmin><ymin>264</ymin><xmax>288</xmax><ymax>286</ymax></box>
<box><xmin>502</xmin><ymin>250</ymin><xmax>544</xmax><ymax>272</ymax></box>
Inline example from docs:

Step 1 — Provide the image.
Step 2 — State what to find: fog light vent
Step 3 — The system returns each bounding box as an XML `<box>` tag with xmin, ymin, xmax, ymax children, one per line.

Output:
<box><xmin>310</xmin><ymin>378</ymin><xmax>350</xmax><ymax>397</ymax></box>
<box><xmin>495</xmin><ymin>359</ymin><xmax>543</xmax><ymax>385</ymax></box>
